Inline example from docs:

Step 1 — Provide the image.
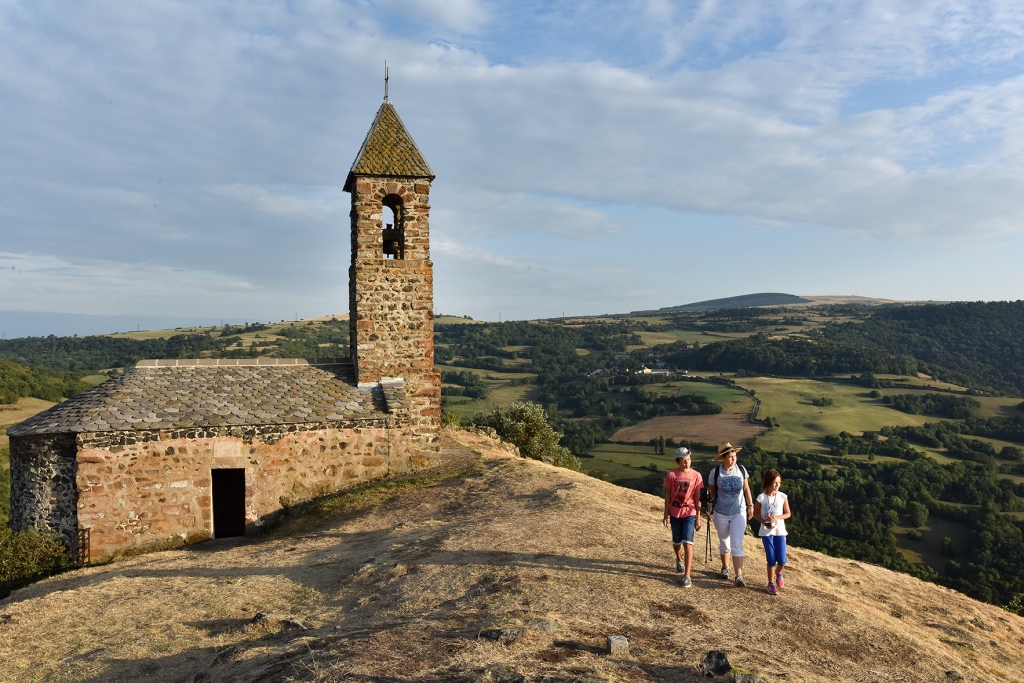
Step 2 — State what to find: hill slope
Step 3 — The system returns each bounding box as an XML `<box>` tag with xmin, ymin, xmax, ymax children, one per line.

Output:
<box><xmin>638</xmin><ymin>293</ymin><xmax>813</xmax><ymax>313</ymax></box>
<box><xmin>2</xmin><ymin>431</ymin><xmax>1022</xmax><ymax>682</ymax></box>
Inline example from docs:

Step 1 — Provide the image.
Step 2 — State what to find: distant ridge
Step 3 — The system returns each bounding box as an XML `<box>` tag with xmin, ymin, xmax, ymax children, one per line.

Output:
<box><xmin>641</xmin><ymin>292</ymin><xmax>812</xmax><ymax>313</ymax></box>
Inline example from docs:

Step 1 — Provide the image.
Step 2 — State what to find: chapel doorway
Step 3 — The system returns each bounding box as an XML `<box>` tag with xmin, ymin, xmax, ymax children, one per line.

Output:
<box><xmin>212</xmin><ymin>468</ymin><xmax>246</xmax><ymax>538</ymax></box>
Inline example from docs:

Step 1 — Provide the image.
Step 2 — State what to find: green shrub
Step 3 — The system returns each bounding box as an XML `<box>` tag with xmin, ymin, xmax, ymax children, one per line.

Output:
<box><xmin>906</xmin><ymin>529</ymin><xmax>923</xmax><ymax>541</ymax></box>
<box><xmin>440</xmin><ymin>408</ymin><xmax>461</xmax><ymax>428</ymax></box>
<box><xmin>0</xmin><ymin>527</ymin><xmax>73</xmax><ymax>591</ymax></box>
<box><xmin>475</xmin><ymin>401</ymin><xmax>580</xmax><ymax>471</ymax></box>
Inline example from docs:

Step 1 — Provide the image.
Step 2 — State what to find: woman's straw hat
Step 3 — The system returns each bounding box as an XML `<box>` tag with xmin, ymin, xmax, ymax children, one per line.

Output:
<box><xmin>714</xmin><ymin>442</ymin><xmax>742</xmax><ymax>461</ymax></box>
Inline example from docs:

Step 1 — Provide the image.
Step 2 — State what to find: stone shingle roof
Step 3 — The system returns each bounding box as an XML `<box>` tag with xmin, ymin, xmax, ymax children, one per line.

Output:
<box><xmin>8</xmin><ymin>359</ymin><xmax>408</xmax><ymax>437</ymax></box>
<box><xmin>344</xmin><ymin>101</ymin><xmax>434</xmax><ymax>191</ymax></box>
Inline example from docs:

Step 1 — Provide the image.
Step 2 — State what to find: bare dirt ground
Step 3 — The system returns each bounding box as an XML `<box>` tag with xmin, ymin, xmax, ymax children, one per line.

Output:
<box><xmin>611</xmin><ymin>414</ymin><xmax>766</xmax><ymax>447</ymax></box>
<box><xmin>2</xmin><ymin>429</ymin><xmax>1022</xmax><ymax>683</ymax></box>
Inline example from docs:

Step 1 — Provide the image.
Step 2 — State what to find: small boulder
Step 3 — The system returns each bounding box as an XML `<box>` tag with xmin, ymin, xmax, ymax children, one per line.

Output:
<box><xmin>249</xmin><ymin>612</ymin><xmax>308</xmax><ymax>630</ymax></box>
<box><xmin>529</xmin><ymin>619</ymin><xmax>559</xmax><ymax>633</ymax></box>
<box><xmin>479</xmin><ymin>628</ymin><xmax>522</xmax><ymax>645</ymax></box>
<box><xmin>476</xmin><ymin>664</ymin><xmax>525</xmax><ymax>683</ymax></box>
<box><xmin>971</xmin><ymin>616</ymin><xmax>993</xmax><ymax>632</ymax></box>
<box><xmin>606</xmin><ymin>635</ymin><xmax>629</xmax><ymax>656</ymax></box>
<box><xmin>700</xmin><ymin>650</ymin><xmax>732</xmax><ymax>676</ymax></box>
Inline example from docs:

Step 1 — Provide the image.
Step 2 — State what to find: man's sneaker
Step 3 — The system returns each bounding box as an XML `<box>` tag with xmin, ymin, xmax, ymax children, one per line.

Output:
<box><xmin>767</xmin><ymin>582</ymin><xmax>778</xmax><ymax>596</ymax></box>
<box><xmin>676</xmin><ymin>560</ymin><xmax>684</xmax><ymax>573</ymax></box>
<box><xmin>681</xmin><ymin>576</ymin><xmax>692</xmax><ymax>588</ymax></box>
<box><xmin>735</xmin><ymin>574</ymin><xmax>746</xmax><ymax>588</ymax></box>
<box><xmin>776</xmin><ymin>571</ymin><xmax>785</xmax><ymax>588</ymax></box>
<box><xmin>720</xmin><ymin>566</ymin><xmax>730</xmax><ymax>580</ymax></box>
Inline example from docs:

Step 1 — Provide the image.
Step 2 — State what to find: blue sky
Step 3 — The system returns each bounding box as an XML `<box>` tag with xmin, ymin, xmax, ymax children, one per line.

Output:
<box><xmin>2</xmin><ymin>0</ymin><xmax>1024</xmax><ymax>334</ymax></box>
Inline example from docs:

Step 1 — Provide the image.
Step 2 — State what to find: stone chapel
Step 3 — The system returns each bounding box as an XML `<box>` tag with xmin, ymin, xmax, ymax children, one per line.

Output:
<box><xmin>8</xmin><ymin>98</ymin><xmax>442</xmax><ymax>563</ymax></box>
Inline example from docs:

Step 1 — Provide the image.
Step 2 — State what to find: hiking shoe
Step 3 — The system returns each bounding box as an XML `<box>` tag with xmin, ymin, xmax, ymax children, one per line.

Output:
<box><xmin>776</xmin><ymin>571</ymin><xmax>785</xmax><ymax>588</ymax></box>
<box><xmin>676</xmin><ymin>560</ymin><xmax>684</xmax><ymax>573</ymax></box>
<box><xmin>767</xmin><ymin>582</ymin><xmax>778</xmax><ymax>596</ymax></box>
<box><xmin>681</xmin><ymin>576</ymin><xmax>692</xmax><ymax>588</ymax></box>
<box><xmin>735</xmin><ymin>574</ymin><xmax>746</xmax><ymax>588</ymax></box>
<box><xmin>720</xmin><ymin>566</ymin><xmax>730</xmax><ymax>580</ymax></box>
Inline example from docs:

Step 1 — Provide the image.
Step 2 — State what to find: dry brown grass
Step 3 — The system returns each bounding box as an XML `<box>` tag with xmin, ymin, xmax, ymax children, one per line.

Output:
<box><xmin>1</xmin><ymin>429</ymin><xmax>1022</xmax><ymax>682</ymax></box>
<box><xmin>611</xmin><ymin>414</ymin><xmax>766</xmax><ymax>447</ymax></box>
<box><xmin>0</xmin><ymin>398</ymin><xmax>55</xmax><ymax>456</ymax></box>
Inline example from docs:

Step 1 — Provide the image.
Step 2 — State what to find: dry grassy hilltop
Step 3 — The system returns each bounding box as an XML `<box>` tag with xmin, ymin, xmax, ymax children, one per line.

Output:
<box><xmin>2</xmin><ymin>430</ymin><xmax>1023</xmax><ymax>683</ymax></box>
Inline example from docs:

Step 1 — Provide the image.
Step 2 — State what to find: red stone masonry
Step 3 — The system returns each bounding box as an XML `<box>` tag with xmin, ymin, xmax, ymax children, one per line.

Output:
<box><xmin>348</xmin><ymin>176</ymin><xmax>441</xmax><ymax>445</ymax></box>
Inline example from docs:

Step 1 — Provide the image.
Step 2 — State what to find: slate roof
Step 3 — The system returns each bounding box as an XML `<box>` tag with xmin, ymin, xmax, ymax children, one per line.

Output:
<box><xmin>8</xmin><ymin>359</ymin><xmax>408</xmax><ymax>437</ymax></box>
<box><xmin>344</xmin><ymin>101</ymin><xmax>434</xmax><ymax>191</ymax></box>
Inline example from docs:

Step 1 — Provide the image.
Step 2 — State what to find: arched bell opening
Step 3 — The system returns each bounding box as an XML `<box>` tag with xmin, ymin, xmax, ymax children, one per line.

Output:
<box><xmin>381</xmin><ymin>194</ymin><xmax>405</xmax><ymax>259</ymax></box>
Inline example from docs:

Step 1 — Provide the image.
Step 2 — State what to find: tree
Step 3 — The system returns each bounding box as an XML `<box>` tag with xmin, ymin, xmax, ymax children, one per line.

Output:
<box><xmin>906</xmin><ymin>501</ymin><xmax>929</xmax><ymax>527</ymax></box>
<box><xmin>475</xmin><ymin>401</ymin><xmax>580</xmax><ymax>471</ymax></box>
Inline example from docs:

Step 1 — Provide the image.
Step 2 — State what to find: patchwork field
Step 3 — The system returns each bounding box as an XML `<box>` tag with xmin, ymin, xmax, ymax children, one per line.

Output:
<box><xmin>731</xmin><ymin>375</ymin><xmax>1023</xmax><ymax>454</ymax></box>
<box><xmin>893</xmin><ymin>516</ymin><xmax>974</xmax><ymax>569</ymax></box>
<box><xmin>579</xmin><ymin>442</ymin><xmax>720</xmax><ymax>492</ymax></box>
<box><xmin>440</xmin><ymin>366</ymin><xmax>541</xmax><ymax>420</ymax></box>
<box><xmin>610</xmin><ymin>413</ymin><xmax>765</xmax><ymax>447</ymax></box>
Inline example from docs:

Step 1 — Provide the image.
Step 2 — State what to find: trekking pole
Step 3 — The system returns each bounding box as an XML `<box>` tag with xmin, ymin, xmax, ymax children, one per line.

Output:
<box><xmin>704</xmin><ymin>515</ymin><xmax>712</xmax><ymax>563</ymax></box>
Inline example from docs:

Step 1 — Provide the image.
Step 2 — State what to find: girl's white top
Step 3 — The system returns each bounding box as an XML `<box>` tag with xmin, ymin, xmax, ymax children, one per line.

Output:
<box><xmin>756</xmin><ymin>491</ymin><xmax>788</xmax><ymax>537</ymax></box>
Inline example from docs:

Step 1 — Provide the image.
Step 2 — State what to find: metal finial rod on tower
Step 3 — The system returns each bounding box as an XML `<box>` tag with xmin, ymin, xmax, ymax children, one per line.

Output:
<box><xmin>384</xmin><ymin>61</ymin><xmax>389</xmax><ymax>101</ymax></box>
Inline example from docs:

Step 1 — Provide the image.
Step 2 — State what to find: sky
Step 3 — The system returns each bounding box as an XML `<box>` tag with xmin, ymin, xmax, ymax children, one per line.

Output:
<box><xmin>3</xmin><ymin>0</ymin><xmax>1024</xmax><ymax>336</ymax></box>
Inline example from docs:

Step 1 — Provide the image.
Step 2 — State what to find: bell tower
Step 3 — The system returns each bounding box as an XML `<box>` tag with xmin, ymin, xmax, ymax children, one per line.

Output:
<box><xmin>344</xmin><ymin>99</ymin><xmax>440</xmax><ymax>443</ymax></box>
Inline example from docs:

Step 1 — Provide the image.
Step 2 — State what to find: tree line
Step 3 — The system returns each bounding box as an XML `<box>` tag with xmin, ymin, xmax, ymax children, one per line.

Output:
<box><xmin>0</xmin><ymin>359</ymin><xmax>91</xmax><ymax>405</ymax></box>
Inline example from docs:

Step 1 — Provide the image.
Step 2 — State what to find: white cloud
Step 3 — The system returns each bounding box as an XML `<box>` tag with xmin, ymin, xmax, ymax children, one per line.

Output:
<box><xmin>213</xmin><ymin>184</ymin><xmax>346</xmax><ymax>219</ymax></box>
<box><xmin>3</xmin><ymin>0</ymin><xmax>1024</xmax><ymax>323</ymax></box>
<box><xmin>0</xmin><ymin>251</ymin><xmax>289</xmax><ymax>317</ymax></box>
<box><xmin>432</xmin><ymin>188</ymin><xmax>622</xmax><ymax>240</ymax></box>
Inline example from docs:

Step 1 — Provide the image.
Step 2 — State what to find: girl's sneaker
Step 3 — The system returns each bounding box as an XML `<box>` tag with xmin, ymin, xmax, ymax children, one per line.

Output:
<box><xmin>720</xmin><ymin>566</ymin><xmax>730</xmax><ymax>580</ymax></box>
<box><xmin>735</xmin><ymin>574</ymin><xmax>746</xmax><ymax>588</ymax></box>
<box><xmin>776</xmin><ymin>571</ymin><xmax>785</xmax><ymax>588</ymax></box>
<box><xmin>767</xmin><ymin>582</ymin><xmax>779</xmax><ymax>596</ymax></box>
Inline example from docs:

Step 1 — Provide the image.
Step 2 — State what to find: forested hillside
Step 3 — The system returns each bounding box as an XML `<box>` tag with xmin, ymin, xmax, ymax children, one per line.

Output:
<box><xmin>0</xmin><ymin>319</ymin><xmax>349</xmax><ymax>374</ymax></box>
<box><xmin>0</xmin><ymin>359</ymin><xmax>90</xmax><ymax>404</ymax></box>
<box><xmin>740</xmin><ymin>445</ymin><xmax>1024</xmax><ymax>609</ymax></box>
<box><xmin>656</xmin><ymin>334</ymin><xmax>920</xmax><ymax>377</ymax></box>
<box><xmin>825</xmin><ymin>301</ymin><xmax>1024</xmax><ymax>394</ymax></box>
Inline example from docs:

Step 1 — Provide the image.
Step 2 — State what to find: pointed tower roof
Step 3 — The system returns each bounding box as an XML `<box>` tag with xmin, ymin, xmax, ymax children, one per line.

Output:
<box><xmin>344</xmin><ymin>101</ymin><xmax>434</xmax><ymax>191</ymax></box>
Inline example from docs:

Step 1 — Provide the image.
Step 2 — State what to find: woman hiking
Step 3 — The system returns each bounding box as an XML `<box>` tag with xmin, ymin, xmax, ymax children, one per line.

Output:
<box><xmin>707</xmin><ymin>442</ymin><xmax>754</xmax><ymax>587</ymax></box>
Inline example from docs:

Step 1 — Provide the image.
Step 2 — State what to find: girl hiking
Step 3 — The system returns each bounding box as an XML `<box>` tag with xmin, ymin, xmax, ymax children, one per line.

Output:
<box><xmin>754</xmin><ymin>469</ymin><xmax>791</xmax><ymax>596</ymax></box>
<box><xmin>662</xmin><ymin>447</ymin><xmax>703</xmax><ymax>588</ymax></box>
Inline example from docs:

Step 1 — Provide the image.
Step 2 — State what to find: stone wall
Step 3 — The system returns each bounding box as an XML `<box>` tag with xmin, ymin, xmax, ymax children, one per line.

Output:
<box><xmin>9</xmin><ymin>433</ymin><xmax>79</xmax><ymax>549</ymax></box>
<box><xmin>349</xmin><ymin>177</ymin><xmax>440</xmax><ymax>443</ymax></box>
<box><xmin>12</xmin><ymin>419</ymin><xmax>436</xmax><ymax>563</ymax></box>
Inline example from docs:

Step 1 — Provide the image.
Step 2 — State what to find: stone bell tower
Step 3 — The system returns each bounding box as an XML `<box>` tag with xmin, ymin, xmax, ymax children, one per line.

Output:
<box><xmin>343</xmin><ymin>98</ymin><xmax>440</xmax><ymax>443</ymax></box>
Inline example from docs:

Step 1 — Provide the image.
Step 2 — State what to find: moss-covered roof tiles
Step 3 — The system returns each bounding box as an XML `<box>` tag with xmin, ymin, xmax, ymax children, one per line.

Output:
<box><xmin>344</xmin><ymin>101</ymin><xmax>434</xmax><ymax>190</ymax></box>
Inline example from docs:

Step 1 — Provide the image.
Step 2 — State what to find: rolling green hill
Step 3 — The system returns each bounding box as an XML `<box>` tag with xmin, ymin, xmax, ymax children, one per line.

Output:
<box><xmin>634</xmin><ymin>292</ymin><xmax>812</xmax><ymax>313</ymax></box>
